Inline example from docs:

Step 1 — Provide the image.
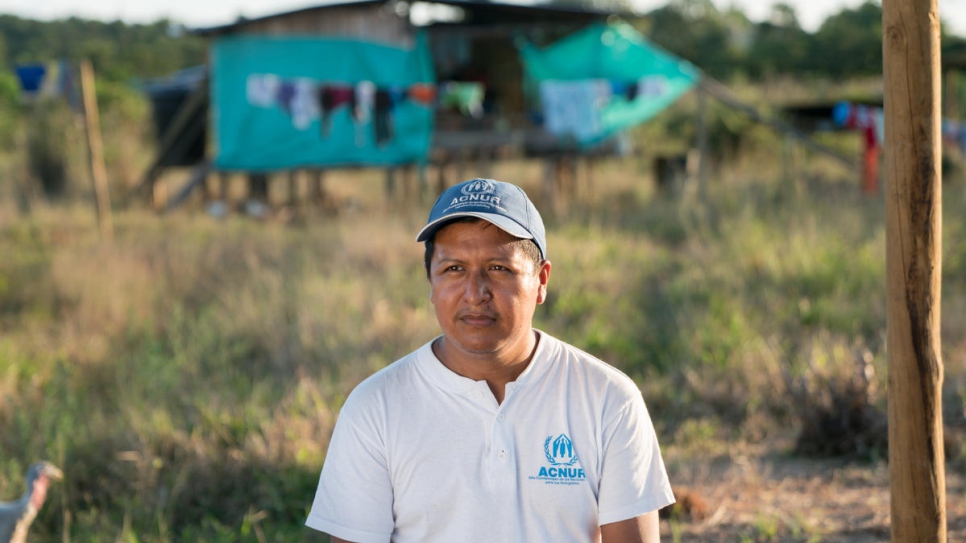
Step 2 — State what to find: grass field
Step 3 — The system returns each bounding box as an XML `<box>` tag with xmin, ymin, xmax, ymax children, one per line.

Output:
<box><xmin>2</xmin><ymin>97</ymin><xmax>966</xmax><ymax>541</ymax></box>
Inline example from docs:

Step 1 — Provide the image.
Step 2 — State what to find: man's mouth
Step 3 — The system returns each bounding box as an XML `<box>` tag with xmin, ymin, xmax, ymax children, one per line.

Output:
<box><xmin>459</xmin><ymin>313</ymin><xmax>496</xmax><ymax>326</ymax></box>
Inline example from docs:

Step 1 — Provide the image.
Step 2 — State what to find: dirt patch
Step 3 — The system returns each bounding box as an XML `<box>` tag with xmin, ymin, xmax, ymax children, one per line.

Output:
<box><xmin>662</xmin><ymin>455</ymin><xmax>966</xmax><ymax>542</ymax></box>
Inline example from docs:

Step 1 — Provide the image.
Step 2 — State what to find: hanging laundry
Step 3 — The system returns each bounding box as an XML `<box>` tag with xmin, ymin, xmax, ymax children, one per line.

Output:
<box><xmin>832</xmin><ymin>101</ymin><xmax>883</xmax><ymax>194</ymax></box>
<box><xmin>354</xmin><ymin>81</ymin><xmax>376</xmax><ymax>147</ymax></box>
<box><xmin>438</xmin><ymin>81</ymin><xmax>484</xmax><ymax>118</ymax></box>
<box><xmin>51</xmin><ymin>61</ymin><xmax>81</xmax><ymax>110</ymax></box>
<box><xmin>318</xmin><ymin>84</ymin><xmax>355</xmax><ymax>136</ymax></box>
<box><xmin>290</xmin><ymin>79</ymin><xmax>319</xmax><ymax>131</ymax></box>
<box><xmin>871</xmin><ymin>108</ymin><xmax>885</xmax><ymax>147</ymax></box>
<box><xmin>408</xmin><ymin>83</ymin><xmax>437</xmax><ymax>106</ymax></box>
<box><xmin>212</xmin><ymin>34</ymin><xmax>435</xmax><ymax>170</ymax></box>
<box><xmin>15</xmin><ymin>64</ymin><xmax>47</xmax><ymax>96</ymax></box>
<box><xmin>247</xmin><ymin>73</ymin><xmax>280</xmax><ymax>107</ymax></box>
<box><xmin>539</xmin><ymin>79</ymin><xmax>612</xmax><ymax>143</ymax></box>
<box><xmin>943</xmin><ymin>119</ymin><xmax>966</xmax><ymax>155</ymax></box>
<box><xmin>245</xmin><ymin>73</ymin><xmax>438</xmax><ymax>140</ymax></box>
<box><xmin>832</xmin><ymin>101</ymin><xmax>883</xmax><ymax>144</ymax></box>
<box><xmin>635</xmin><ymin>76</ymin><xmax>667</xmax><ymax>99</ymax></box>
<box><xmin>374</xmin><ymin>88</ymin><xmax>396</xmax><ymax>146</ymax></box>
<box><xmin>354</xmin><ymin>81</ymin><xmax>376</xmax><ymax>123</ymax></box>
<box><xmin>609</xmin><ymin>80</ymin><xmax>630</xmax><ymax>100</ymax></box>
<box><xmin>276</xmin><ymin>82</ymin><xmax>297</xmax><ymax>116</ymax></box>
<box><xmin>16</xmin><ymin>61</ymin><xmax>78</xmax><ymax>102</ymax></box>
<box><xmin>609</xmin><ymin>76</ymin><xmax>666</xmax><ymax>102</ymax></box>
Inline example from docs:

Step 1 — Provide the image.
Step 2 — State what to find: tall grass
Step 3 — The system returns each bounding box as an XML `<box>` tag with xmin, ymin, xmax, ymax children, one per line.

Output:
<box><xmin>1</xmin><ymin>91</ymin><xmax>966</xmax><ymax>541</ymax></box>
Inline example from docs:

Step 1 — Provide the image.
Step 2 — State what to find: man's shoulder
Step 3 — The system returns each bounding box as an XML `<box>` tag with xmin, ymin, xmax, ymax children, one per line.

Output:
<box><xmin>540</xmin><ymin>332</ymin><xmax>619</xmax><ymax>370</ymax></box>
<box><xmin>353</xmin><ymin>346</ymin><xmax>423</xmax><ymax>388</ymax></box>
<box><xmin>343</xmin><ymin>341</ymin><xmax>433</xmax><ymax>404</ymax></box>
<box><xmin>538</xmin><ymin>332</ymin><xmax>641</xmax><ymax>392</ymax></box>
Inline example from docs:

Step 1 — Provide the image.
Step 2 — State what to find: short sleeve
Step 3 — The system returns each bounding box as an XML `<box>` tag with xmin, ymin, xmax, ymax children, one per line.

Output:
<box><xmin>306</xmin><ymin>390</ymin><xmax>394</xmax><ymax>543</ymax></box>
<box><xmin>596</xmin><ymin>385</ymin><xmax>675</xmax><ymax>526</ymax></box>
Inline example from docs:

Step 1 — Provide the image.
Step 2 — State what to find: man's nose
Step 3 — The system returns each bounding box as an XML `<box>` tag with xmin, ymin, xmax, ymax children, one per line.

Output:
<box><xmin>464</xmin><ymin>271</ymin><xmax>492</xmax><ymax>302</ymax></box>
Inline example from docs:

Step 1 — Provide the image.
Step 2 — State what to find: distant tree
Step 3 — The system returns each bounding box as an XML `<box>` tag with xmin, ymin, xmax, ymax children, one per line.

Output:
<box><xmin>769</xmin><ymin>3</ymin><xmax>799</xmax><ymax>28</ymax></box>
<box><xmin>721</xmin><ymin>7</ymin><xmax>755</xmax><ymax>57</ymax></box>
<box><xmin>808</xmin><ymin>1</ymin><xmax>883</xmax><ymax>77</ymax></box>
<box><xmin>0</xmin><ymin>15</ymin><xmax>205</xmax><ymax>83</ymax></box>
<box><xmin>744</xmin><ymin>4</ymin><xmax>812</xmax><ymax>78</ymax></box>
<box><xmin>549</xmin><ymin>0</ymin><xmax>632</xmax><ymax>14</ymax></box>
<box><xmin>669</xmin><ymin>0</ymin><xmax>717</xmax><ymax>20</ymax></box>
<box><xmin>641</xmin><ymin>1</ymin><xmax>738</xmax><ymax>80</ymax></box>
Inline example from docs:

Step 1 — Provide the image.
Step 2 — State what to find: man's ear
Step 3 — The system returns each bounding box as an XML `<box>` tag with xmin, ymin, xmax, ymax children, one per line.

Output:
<box><xmin>536</xmin><ymin>260</ymin><xmax>551</xmax><ymax>304</ymax></box>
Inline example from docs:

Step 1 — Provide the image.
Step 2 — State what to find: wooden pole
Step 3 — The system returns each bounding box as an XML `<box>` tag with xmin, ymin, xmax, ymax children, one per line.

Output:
<box><xmin>79</xmin><ymin>59</ymin><xmax>113</xmax><ymax>242</ymax></box>
<box><xmin>695</xmin><ymin>80</ymin><xmax>708</xmax><ymax>201</ymax></box>
<box><xmin>882</xmin><ymin>0</ymin><xmax>945</xmax><ymax>541</ymax></box>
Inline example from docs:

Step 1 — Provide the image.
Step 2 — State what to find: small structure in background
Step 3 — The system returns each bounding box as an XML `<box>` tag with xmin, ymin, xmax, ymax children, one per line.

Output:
<box><xmin>139</xmin><ymin>0</ymin><xmax>672</xmax><ymax>213</ymax></box>
<box><xmin>776</xmin><ymin>38</ymin><xmax>966</xmax><ymax>196</ymax></box>
<box><xmin>141</xmin><ymin>65</ymin><xmax>208</xmax><ymax>170</ymax></box>
<box><xmin>779</xmin><ymin>99</ymin><xmax>883</xmax><ymax>193</ymax></box>
<box><xmin>0</xmin><ymin>461</ymin><xmax>64</xmax><ymax>543</ymax></box>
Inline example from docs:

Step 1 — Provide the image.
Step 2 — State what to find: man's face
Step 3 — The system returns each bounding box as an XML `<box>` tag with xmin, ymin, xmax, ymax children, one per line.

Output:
<box><xmin>429</xmin><ymin>220</ymin><xmax>550</xmax><ymax>363</ymax></box>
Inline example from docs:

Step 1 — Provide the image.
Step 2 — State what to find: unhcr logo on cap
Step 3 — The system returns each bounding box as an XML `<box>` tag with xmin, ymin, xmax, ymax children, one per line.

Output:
<box><xmin>446</xmin><ymin>178</ymin><xmax>502</xmax><ymax>210</ymax></box>
<box><xmin>460</xmin><ymin>179</ymin><xmax>496</xmax><ymax>196</ymax></box>
<box><xmin>462</xmin><ymin>178</ymin><xmax>497</xmax><ymax>196</ymax></box>
<box><xmin>416</xmin><ymin>178</ymin><xmax>548</xmax><ymax>260</ymax></box>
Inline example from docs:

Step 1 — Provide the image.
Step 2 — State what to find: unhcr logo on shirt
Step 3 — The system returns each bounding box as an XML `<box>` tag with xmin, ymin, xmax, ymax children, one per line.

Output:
<box><xmin>546</xmin><ymin>434</ymin><xmax>578</xmax><ymax>466</ymax></box>
<box><xmin>529</xmin><ymin>434</ymin><xmax>586</xmax><ymax>485</ymax></box>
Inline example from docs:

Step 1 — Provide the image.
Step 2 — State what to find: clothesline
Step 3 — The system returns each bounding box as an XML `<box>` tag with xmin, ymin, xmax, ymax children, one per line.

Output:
<box><xmin>246</xmin><ymin>74</ymin><xmax>485</xmax><ymax>145</ymax></box>
<box><xmin>832</xmin><ymin>100</ymin><xmax>966</xmax><ymax>154</ymax></box>
<box><xmin>536</xmin><ymin>76</ymin><xmax>671</xmax><ymax>143</ymax></box>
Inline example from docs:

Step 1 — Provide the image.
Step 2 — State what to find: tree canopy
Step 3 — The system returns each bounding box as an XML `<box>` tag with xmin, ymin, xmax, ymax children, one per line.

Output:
<box><xmin>637</xmin><ymin>0</ymin><xmax>965</xmax><ymax>81</ymax></box>
<box><xmin>1</xmin><ymin>1</ymin><xmax>964</xmax><ymax>84</ymax></box>
<box><xmin>0</xmin><ymin>15</ymin><xmax>205</xmax><ymax>82</ymax></box>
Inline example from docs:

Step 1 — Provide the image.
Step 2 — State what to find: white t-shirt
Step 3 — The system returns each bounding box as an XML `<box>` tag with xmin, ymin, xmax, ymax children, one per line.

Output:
<box><xmin>306</xmin><ymin>331</ymin><xmax>674</xmax><ymax>543</ymax></box>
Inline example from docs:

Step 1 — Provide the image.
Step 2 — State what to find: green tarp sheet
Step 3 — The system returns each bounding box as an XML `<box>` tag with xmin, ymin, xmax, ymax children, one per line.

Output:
<box><xmin>212</xmin><ymin>34</ymin><xmax>435</xmax><ymax>170</ymax></box>
<box><xmin>519</xmin><ymin>21</ymin><xmax>700</xmax><ymax>145</ymax></box>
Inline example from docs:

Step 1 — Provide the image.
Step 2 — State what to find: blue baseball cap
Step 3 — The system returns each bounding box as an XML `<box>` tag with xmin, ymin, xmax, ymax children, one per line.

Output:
<box><xmin>416</xmin><ymin>178</ymin><xmax>547</xmax><ymax>259</ymax></box>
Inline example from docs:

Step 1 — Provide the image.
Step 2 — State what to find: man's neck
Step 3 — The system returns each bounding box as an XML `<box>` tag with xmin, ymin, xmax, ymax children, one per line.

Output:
<box><xmin>432</xmin><ymin>331</ymin><xmax>539</xmax><ymax>404</ymax></box>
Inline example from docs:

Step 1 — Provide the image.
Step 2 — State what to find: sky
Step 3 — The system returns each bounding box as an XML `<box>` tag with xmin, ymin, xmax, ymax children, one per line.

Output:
<box><xmin>3</xmin><ymin>0</ymin><xmax>966</xmax><ymax>37</ymax></box>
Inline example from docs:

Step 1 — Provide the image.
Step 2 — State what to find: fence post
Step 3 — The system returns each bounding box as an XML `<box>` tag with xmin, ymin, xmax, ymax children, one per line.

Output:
<box><xmin>80</xmin><ymin>59</ymin><xmax>113</xmax><ymax>241</ymax></box>
<box><xmin>882</xmin><ymin>0</ymin><xmax>946</xmax><ymax>540</ymax></box>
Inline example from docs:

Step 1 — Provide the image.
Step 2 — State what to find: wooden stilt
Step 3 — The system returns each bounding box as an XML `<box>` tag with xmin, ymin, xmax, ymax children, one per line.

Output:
<box><xmin>80</xmin><ymin>59</ymin><xmax>113</xmax><ymax>240</ymax></box>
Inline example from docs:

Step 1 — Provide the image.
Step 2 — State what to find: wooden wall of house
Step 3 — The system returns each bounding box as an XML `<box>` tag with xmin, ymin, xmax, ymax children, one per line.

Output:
<box><xmin>218</xmin><ymin>4</ymin><xmax>414</xmax><ymax>47</ymax></box>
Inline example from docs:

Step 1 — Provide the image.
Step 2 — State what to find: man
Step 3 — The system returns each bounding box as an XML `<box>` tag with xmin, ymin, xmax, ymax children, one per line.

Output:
<box><xmin>307</xmin><ymin>178</ymin><xmax>674</xmax><ymax>543</ymax></box>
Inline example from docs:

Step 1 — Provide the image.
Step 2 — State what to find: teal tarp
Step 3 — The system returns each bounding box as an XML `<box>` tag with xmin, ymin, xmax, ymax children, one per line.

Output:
<box><xmin>212</xmin><ymin>35</ymin><xmax>435</xmax><ymax>170</ymax></box>
<box><xmin>519</xmin><ymin>21</ymin><xmax>700</xmax><ymax>145</ymax></box>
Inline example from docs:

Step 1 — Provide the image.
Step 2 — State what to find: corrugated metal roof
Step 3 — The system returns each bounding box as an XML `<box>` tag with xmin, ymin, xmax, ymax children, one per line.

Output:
<box><xmin>193</xmin><ymin>0</ymin><xmax>624</xmax><ymax>36</ymax></box>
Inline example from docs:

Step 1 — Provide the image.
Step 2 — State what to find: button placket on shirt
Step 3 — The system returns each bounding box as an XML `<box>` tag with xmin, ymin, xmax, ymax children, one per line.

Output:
<box><xmin>489</xmin><ymin>402</ymin><xmax>517</xmax><ymax>493</ymax></box>
<box><xmin>492</xmin><ymin>383</ymin><xmax>520</xmax><ymax>469</ymax></box>
<box><xmin>468</xmin><ymin>382</ymin><xmax>516</xmax><ymax>485</ymax></box>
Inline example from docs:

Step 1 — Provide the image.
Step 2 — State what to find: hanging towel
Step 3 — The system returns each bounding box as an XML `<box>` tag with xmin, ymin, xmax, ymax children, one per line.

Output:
<box><xmin>290</xmin><ymin>79</ymin><xmax>319</xmax><ymax>131</ymax></box>
<box><xmin>539</xmin><ymin>79</ymin><xmax>612</xmax><ymax>143</ymax></box>
<box><xmin>438</xmin><ymin>81</ymin><xmax>484</xmax><ymax>118</ymax></box>
<box><xmin>276</xmin><ymin>82</ymin><xmax>297</xmax><ymax>116</ymax></box>
<box><xmin>15</xmin><ymin>64</ymin><xmax>46</xmax><ymax>95</ymax></box>
<box><xmin>247</xmin><ymin>73</ymin><xmax>279</xmax><ymax>108</ymax></box>
<box><xmin>374</xmin><ymin>88</ymin><xmax>396</xmax><ymax>146</ymax></box>
<box><xmin>408</xmin><ymin>83</ymin><xmax>437</xmax><ymax>106</ymax></box>
<box><xmin>319</xmin><ymin>84</ymin><xmax>355</xmax><ymax>136</ymax></box>
<box><xmin>354</xmin><ymin>81</ymin><xmax>376</xmax><ymax>146</ymax></box>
